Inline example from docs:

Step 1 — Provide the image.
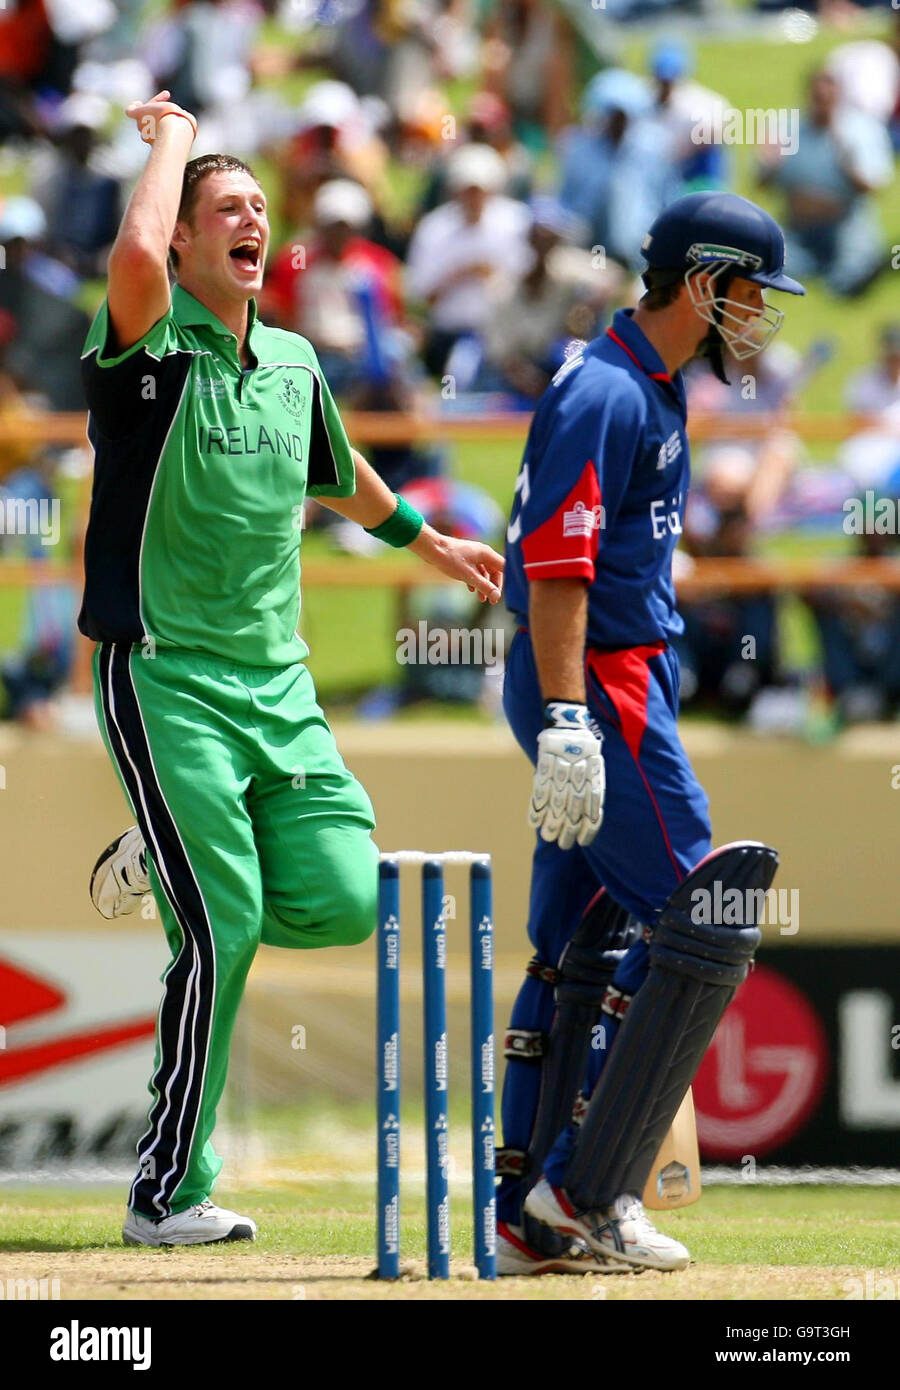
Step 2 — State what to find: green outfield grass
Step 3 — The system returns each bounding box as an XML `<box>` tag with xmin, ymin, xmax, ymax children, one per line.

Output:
<box><xmin>1</xmin><ymin>1181</ymin><xmax>898</xmax><ymax>1300</ymax></box>
<box><xmin>4</xmin><ymin>1097</ymin><xmax>899</xmax><ymax>1300</ymax></box>
<box><xmin>4</xmin><ymin>1181</ymin><xmax>900</xmax><ymax>1266</ymax></box>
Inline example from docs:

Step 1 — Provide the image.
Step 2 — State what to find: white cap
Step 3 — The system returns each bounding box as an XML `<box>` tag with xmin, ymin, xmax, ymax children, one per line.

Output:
<box><xmin>313</xmin><ymin>179</ymin><xmax>373</xmax><ymax>229</ymax></box>
<box><xmin>296</xmin><ymin>80</ymin><xmax>361</xmax><ymax>132</ymax></box>
<box><xmin>0</xmin><ymin>196</ymin><xmax>47</xmax><ymax>242</ymax></box>
<box><xmin>56</xmin><ymin>91</ymin><xmax>111</xmax><ymax>132</ymax></box>
<box><xmin>446</xmin><ymin>143</ymin><xmax>507</xmax><ymax>195</ymax></box>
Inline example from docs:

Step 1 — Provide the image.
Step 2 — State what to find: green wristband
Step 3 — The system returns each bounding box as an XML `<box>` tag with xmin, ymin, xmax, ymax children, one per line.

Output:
<box><xmin>365</xmin><ymin>494</ymin><xmax>424</xmax><ymax>548</ymax></box>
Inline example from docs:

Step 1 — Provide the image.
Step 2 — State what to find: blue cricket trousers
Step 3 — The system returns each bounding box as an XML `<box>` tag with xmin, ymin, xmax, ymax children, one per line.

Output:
<box><xmin>498</xmin><ymin>628</ymin><xmax>712</xmax><ymax>1222</ymax></box>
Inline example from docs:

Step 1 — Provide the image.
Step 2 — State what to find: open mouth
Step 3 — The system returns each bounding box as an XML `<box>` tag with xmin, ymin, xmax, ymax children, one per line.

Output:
<box><xmin>229</xmin><ymin>238</ymin><xmax>261</xmax><ymax>271</ymax></box>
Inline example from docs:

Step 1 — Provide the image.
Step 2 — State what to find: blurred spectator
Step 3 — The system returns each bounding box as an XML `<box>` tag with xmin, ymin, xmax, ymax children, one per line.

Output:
<box><xmin>678</xmin><ymin>338</ymin><xmax>820</xmax><ymax>716</ymax></box>
<box><xmin>474</xmin><ymin>197</ymin><xmax>624</xmax><ymax>405</ymax></box>
<box><xmin>758</xmin><ymin>68</ymin><xmax>894</xmax><ymax>297</ymax></box>
<box><xmin>647</xmin><ymin>39</ymin><xmax>729</xmax><ymax>191</ymax></box>
<box><xmin>0</xmin><ymin>0</ymin><xmax>116</xmax><ymax>142</ymax></box>
<box><xmin>676</xmin><ymin>444</ymin><xmax>795</xmax><ymax>714</ymax></box>
<box><xmin>140</xmin><ymin>0</ymin><xmax>317</xmax><ymax>164</ymax></box>
<box><xmin>825</xmin><ymin>39</ymin><xmax>899</xmax><ymax>128</ymax></box>
<box><xmin>0</xmin><ymin>0</ymin><xmax>54</xmax><ymax>141</ymax></box>
<box><xmin>395</xmin><ymin>86</ymin><xmax>450</xmax><ymax>169</ymax></box>
<box><xmin>466</xmin><ymin>90</ymin><xmax>532</xmax><ymax>197</ymax></box>
<box><xmin>331</xmin><ymin>0</ymin><xmax>475</xmax><ymax>107</ymax></box>
<box><xmin>143</xmin><ymin>0</ymin><xmax>264</xmax><ymax>117</ymax></box>
<box><xmin>405</xmin><ymin>143</ymin><xmax>531</xmax><ymax>378</ymax></box>
<box><xmin>0</xmin><ymin>460</ymin><xmax>73</xmax><ymax>731</ymax></box>
<box><xmin>806</xmin><ymin>522</ymin><xmax>900</xmax><ymax>724</ymax></box>
<box><xmin>0</xmin><ymin>639</ymin><xmax>69</xmax><ymax>728</ymax></box>
<box><xmin>275</xmin><ymin>80</ymin><xmax>392</xmax><ymax>248</ymax></box>
<box><xmin>0</xmin><ymin>383</ymin><xmax>74</xmax><ymax>729</ymax></box>
<box><xmin>341</xmin><ymin>377</ymin><xmax>446</xmax><ymax>499</ymax></box>
<box><xmin>845</xmin><ymin>323</ymin><xmax>900</xmax><ymax>419</ymax></box>
<box><xmin>0</xmin><ymin>310</ymin><xmax>39</xmax><ymax>483</ymax></box>
<box><xmin>600</xmin><ymin>0</ymin><xmax>707</xmax><ymax>16</ymax></box>
<box><xmin>316</xmin><ymin>0</ymin><xmax>400</xmax><ymax>102</ymax></box>
<box><xmin>357</xmin><ymin>584</ymin><xmax>491</xmax><ymax>718</ymax></box>
<box><xmin>837</xmin><ymin>324</ymin><xmax>900</xmax><ymax>519</ymax></box>
<box><xmin>29</xmin><ymin>92</ymin><xmax>121</xmax><ymax>277</ymax></box>
<box><xmin>265</xmin><ymin>178</ymin><xmax>404</xmax><ymax>399</ymax></box>
<box><xmin>0</xmin><ymin>196</ymin><xmax>89</xmax><ymax>410</ymax></box>
<box><xmin>557</xmin><ymin>68</ymin><xmax>681</xmax><ymax>267</ymax></box>
<box><xmin>687</xmin><ymin>337</ymin><xmax>832</xmax><ymax>420</ymax></box>
<box><xmin>416</xmin><ymin>90</ymin><xmax>533</xmax><ymax>216</ymax></box>
<box><xmin>481</xmin><ymin>0</ymin><xmax>576</xmax><ymax>144</ymax></box>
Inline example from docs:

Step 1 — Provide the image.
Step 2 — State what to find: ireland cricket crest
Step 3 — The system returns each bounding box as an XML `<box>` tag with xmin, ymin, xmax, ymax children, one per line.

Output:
<box><xmin>279</xmin><ymin>375</ymin><xmax>308</xmax><ymax>421</ymax></box>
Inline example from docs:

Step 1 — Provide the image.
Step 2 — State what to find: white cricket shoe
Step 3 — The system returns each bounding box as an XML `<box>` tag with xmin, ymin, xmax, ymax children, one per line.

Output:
<box><xmin>123</xmin><ymin>1199</ymin><xmax>257</xmax><ymax>1247</ymax></box>
<box><xmin>524</xmin><ymin>1178</ymin><xmax>690</xmax><ymax>1272</ymax></box>
<box><xmin>90</xmin><ymin>826</ymin><xmax>150</xmax><ymax>919</ymax></box>
<box><xmin>496</xmin><ymin>1220</ymin><xmax>628</xmax><ymax>1276</ymax></box>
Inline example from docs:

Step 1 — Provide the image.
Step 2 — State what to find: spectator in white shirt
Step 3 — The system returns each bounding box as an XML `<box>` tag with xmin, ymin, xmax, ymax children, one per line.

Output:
<box><xmin>759</xmin><ymin>68</ymin><xmax>894</xmax><ymax>297</ymax></box>
<box><xmin>476</xmin><ymin>197</ymin><xmax>624</xmax><ymax>404</ymax></box>
<box><xmin>846</xmin><ymin>324</ymin><xmax>900</xmax><ymax>419</ymax></box>
<box><xmin>405</xmin><ymin>143</ymin><xmax>531</xmax><ymax>377</ymax></box>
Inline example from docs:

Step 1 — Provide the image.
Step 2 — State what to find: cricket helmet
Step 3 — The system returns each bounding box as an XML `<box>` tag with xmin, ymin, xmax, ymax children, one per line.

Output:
<box><xmin>641</xmin><ymin>192</ymin><xmax>805</xmax><ymax>377</ymax></box>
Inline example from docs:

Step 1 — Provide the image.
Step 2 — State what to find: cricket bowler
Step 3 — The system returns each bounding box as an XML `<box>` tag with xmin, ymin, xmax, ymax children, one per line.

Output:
<box><xmin>495</xmin><ymin>192</ymin><xmax>804</xmax><ymax>1274</ymax></box>
<box><xmin>79</xmin><ymin>91</ymin><xmax>503</xmax><ymax>1247</ymax></box>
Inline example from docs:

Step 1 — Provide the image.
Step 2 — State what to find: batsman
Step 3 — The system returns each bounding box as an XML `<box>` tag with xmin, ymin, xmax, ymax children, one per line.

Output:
<box><xmin>495</xmin><ymin>192</ymin><xmax>804</xmax><ymax>1275</ymax></box>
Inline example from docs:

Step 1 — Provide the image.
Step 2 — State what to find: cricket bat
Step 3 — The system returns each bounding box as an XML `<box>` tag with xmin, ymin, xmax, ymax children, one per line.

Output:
<box><xmin>642</xmin><ymin>1087</ymin><xmax>701</xmax><ymax>1210</ymax></box>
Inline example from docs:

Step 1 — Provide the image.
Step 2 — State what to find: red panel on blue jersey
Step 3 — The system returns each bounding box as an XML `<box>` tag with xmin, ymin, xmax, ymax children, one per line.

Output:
<box><xmin>521</xmin><ymin>460</ymin><xmax>602</xmax><ymax>581</ymax></box>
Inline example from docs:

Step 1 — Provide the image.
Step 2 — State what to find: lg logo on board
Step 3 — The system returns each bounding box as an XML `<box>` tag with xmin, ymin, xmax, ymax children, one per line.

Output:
<box><xmin>693</xmin><ymin>964</ymin><xmax>900</xmax><ymax>1158</ymax></box>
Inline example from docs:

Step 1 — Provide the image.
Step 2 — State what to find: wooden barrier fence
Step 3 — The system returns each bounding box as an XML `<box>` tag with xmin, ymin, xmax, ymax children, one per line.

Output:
<box><xmin>1</xmin><ymin>410</ymin><xmax>897</xmax><ymax>693</ymax></box>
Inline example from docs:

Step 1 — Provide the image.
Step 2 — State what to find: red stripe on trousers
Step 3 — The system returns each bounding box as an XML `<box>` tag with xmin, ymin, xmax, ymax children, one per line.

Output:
<box><xmin>586</xmin><ymin>644</ymin><xmax>684</xmax><ymax>883</ymax></box>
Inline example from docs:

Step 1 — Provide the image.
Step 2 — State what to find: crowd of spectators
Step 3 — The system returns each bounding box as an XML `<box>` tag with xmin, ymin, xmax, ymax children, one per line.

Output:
<box><xmin>0</xmin><ymin>0</ymin><xmax>898</xmax><ymax>728</ymax></box>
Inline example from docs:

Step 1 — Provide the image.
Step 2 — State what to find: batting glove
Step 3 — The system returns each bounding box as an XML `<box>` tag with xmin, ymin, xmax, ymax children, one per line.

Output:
<box><xmin>529</xmin><ymin>701</ymin><xmax>605</xmax><ymax>850</ymax></box>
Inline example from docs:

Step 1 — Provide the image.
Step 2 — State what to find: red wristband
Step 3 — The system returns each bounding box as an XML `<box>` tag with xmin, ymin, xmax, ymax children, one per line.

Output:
<box><xmin>158</xmin><ymin>110</ymin><xmax>197</xmax><ymax>140</ymax></box>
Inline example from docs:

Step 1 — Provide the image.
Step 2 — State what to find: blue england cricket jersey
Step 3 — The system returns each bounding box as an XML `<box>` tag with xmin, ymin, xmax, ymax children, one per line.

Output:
<box><xmin>505</xmin><ymin>308</ymin><xmax>690</xmax><ymax>650</ymax></box>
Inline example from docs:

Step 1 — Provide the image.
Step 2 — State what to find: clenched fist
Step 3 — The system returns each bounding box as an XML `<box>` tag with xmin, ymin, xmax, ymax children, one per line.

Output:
<box><xmin>529</xmin><ymin>701</ymin><xmax>604</xmax><ymax>850</ymax></box>
<box><xmin>125</xmin><ymin>90</ymin><xmax>198</xmax><ymax>145</ymax></box>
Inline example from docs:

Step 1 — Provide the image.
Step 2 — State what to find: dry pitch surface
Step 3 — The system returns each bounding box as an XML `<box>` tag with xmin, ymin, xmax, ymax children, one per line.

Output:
<box><xmin>3</xmin><ymin>1184</ymin><xmax>899</xmax><ymax>1301</ymax></box>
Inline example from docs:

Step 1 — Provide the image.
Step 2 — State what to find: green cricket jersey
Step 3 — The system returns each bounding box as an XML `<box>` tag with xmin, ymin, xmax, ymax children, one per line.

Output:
<box><xmin>78</xmin><ymin>284</ymin><xmax>356</xmax><ymax>666</ymax></box>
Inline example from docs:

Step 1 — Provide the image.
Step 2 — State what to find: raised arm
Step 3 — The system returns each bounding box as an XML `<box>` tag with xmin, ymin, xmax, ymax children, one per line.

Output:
<box><xmin>107</xmin><ymin>91</ymin><xmax>197</xmax><ymax>351</ymax></box>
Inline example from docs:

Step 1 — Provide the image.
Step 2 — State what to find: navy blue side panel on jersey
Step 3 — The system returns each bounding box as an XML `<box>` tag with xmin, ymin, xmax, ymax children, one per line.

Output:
<box><xmin>307</xmin><ymin>372</ymin><xmax>341</xmax><ymax>490</ymax></box>
<box><xmin>78</xmin><ymin>329</ymin><xmax>193</xmax><ymax>644</ymax></box>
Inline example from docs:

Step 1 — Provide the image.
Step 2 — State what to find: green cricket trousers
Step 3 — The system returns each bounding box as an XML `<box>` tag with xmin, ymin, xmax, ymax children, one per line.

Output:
<box><xmin>94</xmin><ymin>642</ymin><xmax>379</xmax><ymax>1218</ymax></box>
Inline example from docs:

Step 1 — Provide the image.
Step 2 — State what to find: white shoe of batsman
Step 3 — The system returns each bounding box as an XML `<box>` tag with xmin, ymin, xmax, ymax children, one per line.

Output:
<box><xmin>496</xmin><ymin>1220</ymin><xmax>629</xmax><ymax>1276</ymax></box>
<box><xmin>525</xmin><ymin>1178</ymin><xmax>690</xmax><ymax>1272</ymax></box>
<box><xmin>123</xmin><ymin>1199</ymin><xmax>257</xmax><ymax>1247</ymax></box>
<box><xmin>529</xmin><ymin>703</ymin><xmax>604</xmax><ymax>850</ymax></box>
<box><xmin>90</xmin><ymin>826</ymin><xmax>150</xmax><ymax>919</ymax></box>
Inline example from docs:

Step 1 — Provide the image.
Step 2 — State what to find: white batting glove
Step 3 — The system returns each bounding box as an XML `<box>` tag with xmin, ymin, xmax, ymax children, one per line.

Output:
<box><xmin>529</xmin><ymin>701</ymin><xmax>605</xmax><ymax>850</ymax></box>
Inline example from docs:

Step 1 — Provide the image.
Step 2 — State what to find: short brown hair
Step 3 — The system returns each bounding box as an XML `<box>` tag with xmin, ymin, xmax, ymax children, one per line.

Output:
<box><xmin>639</xmin><ymin>268</ymin><xmax>685</xmax><ymax>311</ymax></box>
<box><xmin>169</xmin><ymin>154</ymin><xmax>260</xmax><ymax>272</ymax></box>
